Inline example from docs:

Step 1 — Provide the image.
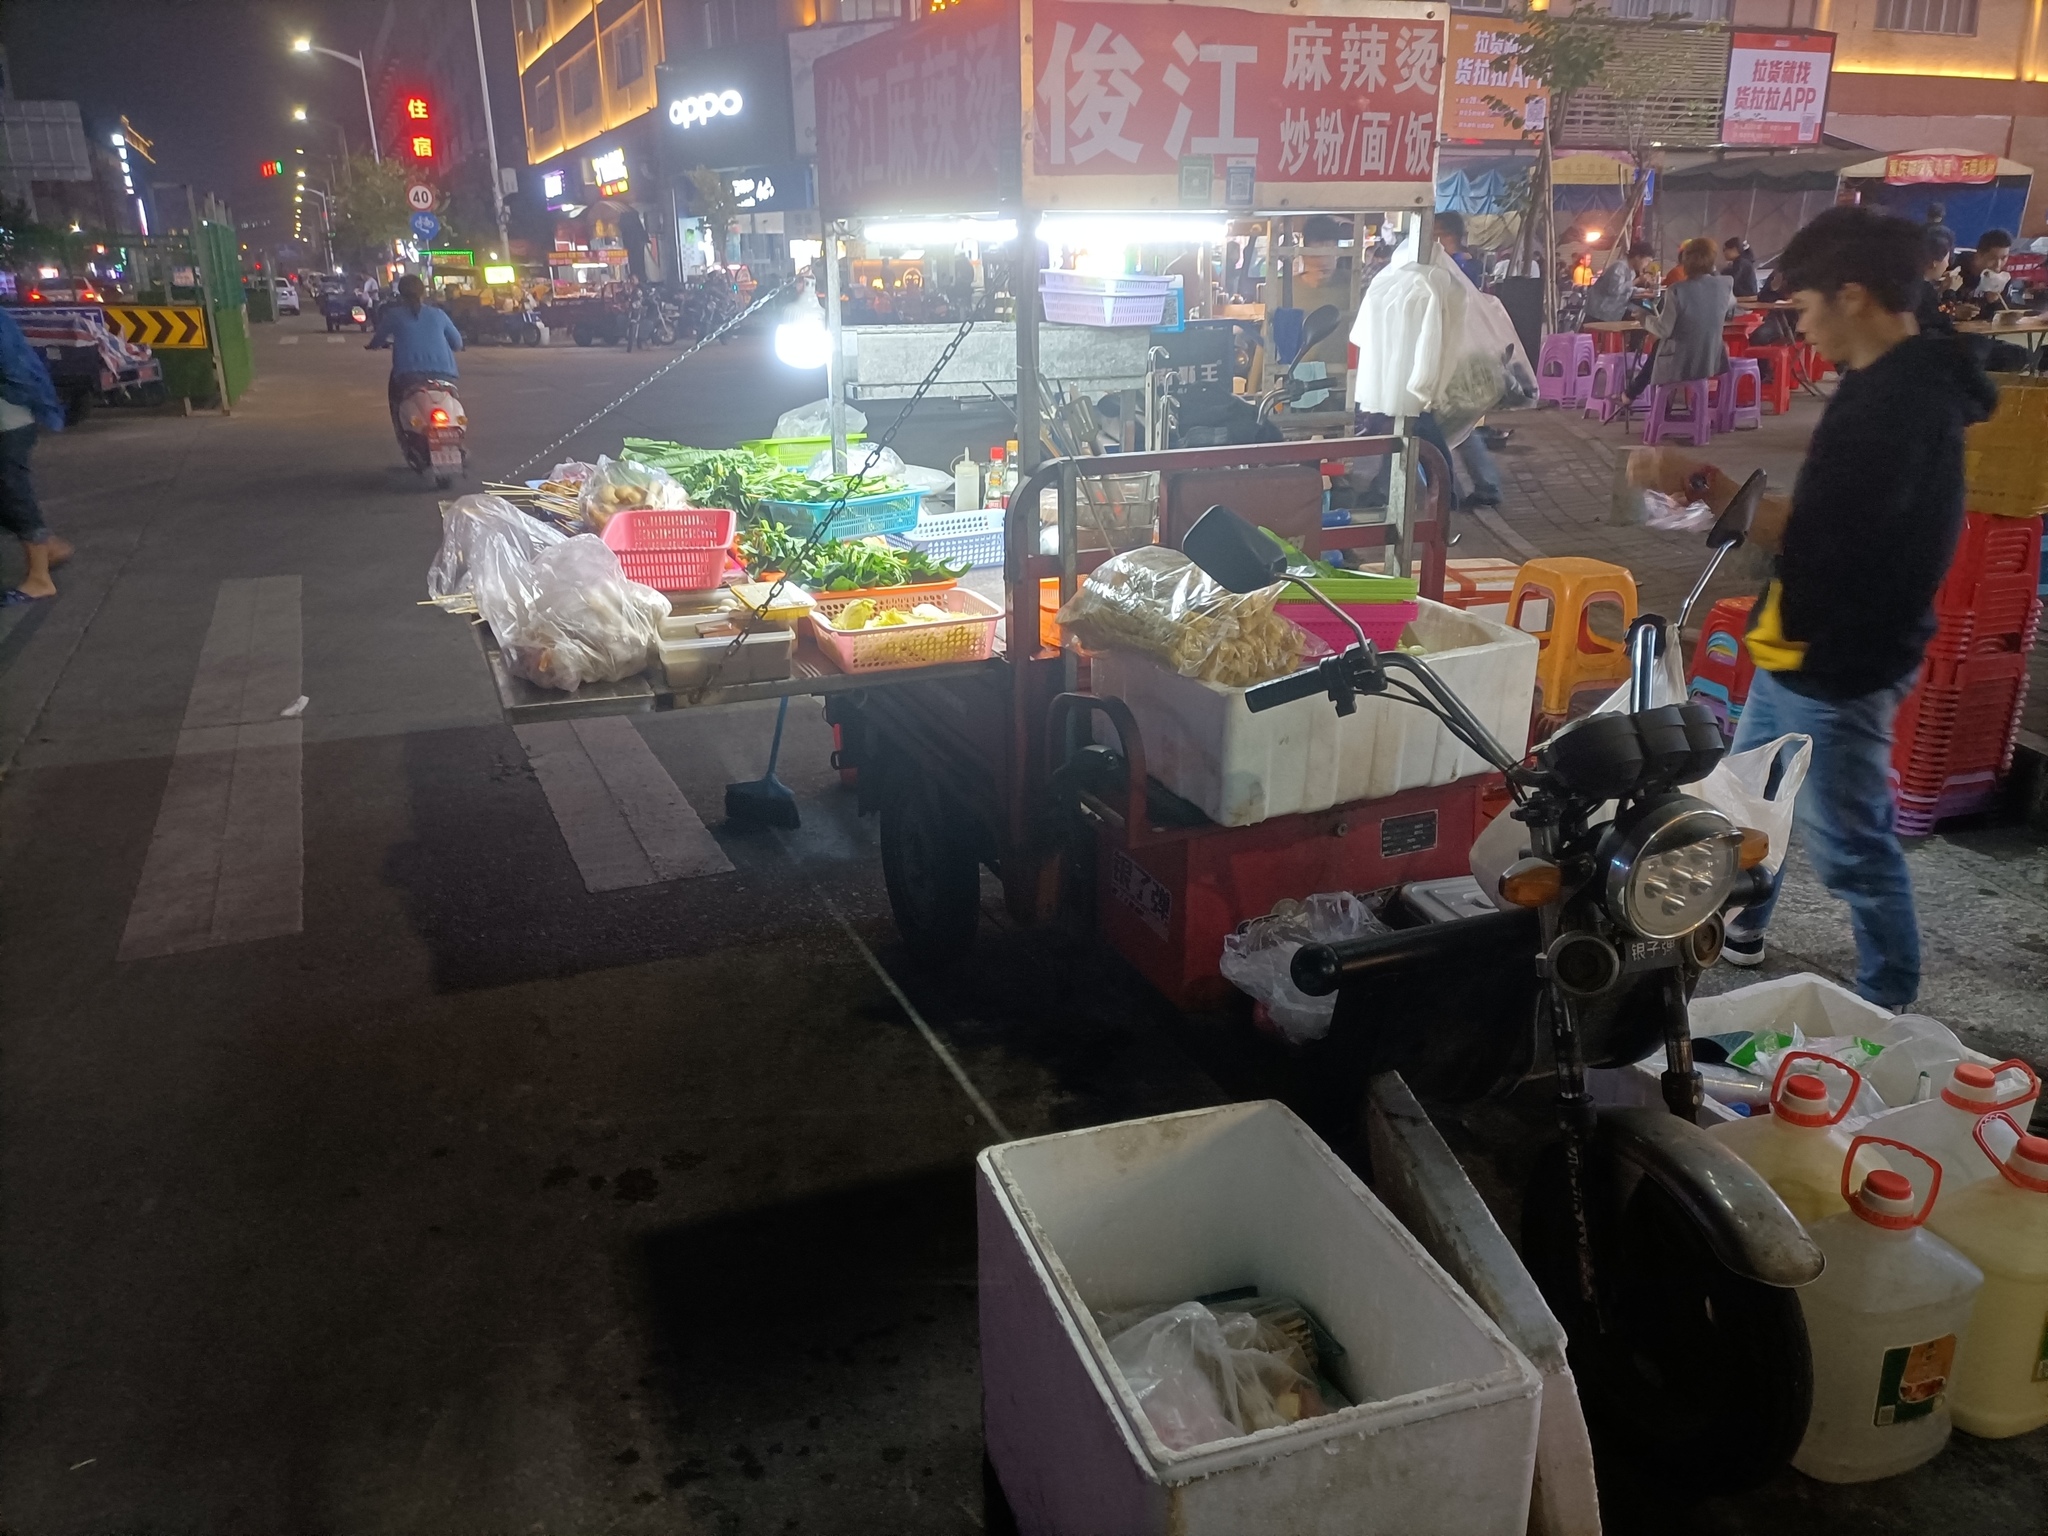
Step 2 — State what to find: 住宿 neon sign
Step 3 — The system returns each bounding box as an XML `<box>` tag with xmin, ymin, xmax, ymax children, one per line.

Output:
<box><xmin>670</xmin><ymin>89</ymin><xmax>743</xmax><ymax>128</ymax></box>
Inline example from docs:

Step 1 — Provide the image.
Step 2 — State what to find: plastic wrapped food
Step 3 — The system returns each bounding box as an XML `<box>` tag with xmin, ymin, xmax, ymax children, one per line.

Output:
<box><xmin>471</xmin><ymin>533</ymin><xmax>670</xmax><ymax>692</ymax></box>
<box><xmin>427</xmin><ymin>493</ymin><xmax>568</xmax><ymax>600</ymax></box>
<box><xmin>1101</xmin><ymin>1301</ymin><xmax>1344</xmax><ymax>1451</ymax></box>
<box><xmin>774</xmin><ymin>398</ymin><xmax>868</xmax><ymax>439</ymax></box>
<box><xmin>1056</xmin><ymin>546</ymin><xmax>1316</xmax><ymax>687</ymax></box>
<box><xmin>577</xmin><ymin>454</ymin><xmax>690</xmax><ymax>531</ymax></box>
<box><xmin>548</xmin><ymin>460</ymin><xmax>598</xmax><ymax>486</ymax></box>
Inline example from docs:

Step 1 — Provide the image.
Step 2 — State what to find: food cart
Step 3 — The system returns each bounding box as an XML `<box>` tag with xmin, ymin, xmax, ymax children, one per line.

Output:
<box><xmin>467</xmin><ymin>0</ymin><xmax>1488</xmax><ymax>1007</ymax></box>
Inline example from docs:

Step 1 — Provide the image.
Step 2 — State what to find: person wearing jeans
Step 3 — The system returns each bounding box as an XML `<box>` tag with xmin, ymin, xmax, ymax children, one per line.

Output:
<box><xmin>0</xmin><ymin>305</ymin><xmax>68</xmax><ymax>604</ymax></box>
<box><xmin>1631</xmin><ymin>206</ymin><xmax>1997</xmax><ymax>1008</ymax></box>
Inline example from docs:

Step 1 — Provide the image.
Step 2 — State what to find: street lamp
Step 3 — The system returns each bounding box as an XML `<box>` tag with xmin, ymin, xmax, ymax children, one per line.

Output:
<box><xmin>291</xmin><ymin>106</ymin><xmax>352</xmax><ymax>182</ymax></box>
<box><xmin>291</xmin><ymin>36</ymin><xmax>381</xmax><ymax>163</ymax></box>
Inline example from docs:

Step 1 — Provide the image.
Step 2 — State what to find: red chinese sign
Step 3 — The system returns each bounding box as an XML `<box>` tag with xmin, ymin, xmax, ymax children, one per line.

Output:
<box><xmin>1721</xmin><ymin>31</ymin><xmax>1833</xmax><ymax>147</ymax></box>
<box><xmin>1885</xmin><ymin>152</ymin><xmax>1999</xmax><ymax>186</ymax></box>
<box><xmin>1030</xmin><ymin>3</ymin><xmax>1444</xmax><ymax>186</ymax></box>
<box><xmin>813</xmin><ymin>6</ymin><xmax>1020</xmax><ymax>216</ymax></box>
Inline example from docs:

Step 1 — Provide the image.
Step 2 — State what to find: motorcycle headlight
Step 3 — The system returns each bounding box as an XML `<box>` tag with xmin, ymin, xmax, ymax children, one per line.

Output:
<box><xmin>1599</xmin><ymin>800</ymin><xmax>1742</xmax><ymax>940</ymax></box>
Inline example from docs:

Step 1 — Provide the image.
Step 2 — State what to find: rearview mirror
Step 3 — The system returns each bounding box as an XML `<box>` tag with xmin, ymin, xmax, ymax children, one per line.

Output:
<box><xmin>1292</xmin><ymin>304</ymin><xmax>1342</xmax><ymax>365</ymax></box>
<box><xmin>1184</xmin><ymin>505</ymin><xmax>1289</xmax><ymax>593</ymax></box>
<box><xmin>1711</xmin><ymin>468</ymin><xmax>1768</xmax><ymax>548</ymax></box>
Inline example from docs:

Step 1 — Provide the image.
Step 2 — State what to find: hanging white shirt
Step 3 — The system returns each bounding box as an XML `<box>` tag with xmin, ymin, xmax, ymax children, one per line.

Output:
<box><xmin>1349</xmin><ymin>243</ymin><xmax>1467</xmax><ymax>418</ymax></box>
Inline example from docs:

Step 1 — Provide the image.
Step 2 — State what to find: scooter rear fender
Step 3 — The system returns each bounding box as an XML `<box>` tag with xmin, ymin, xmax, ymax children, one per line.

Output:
<box><xmin>1600</xmin><ymin>1108</ymin><xmax>1824</xmax><ymax>1288</ymax></box>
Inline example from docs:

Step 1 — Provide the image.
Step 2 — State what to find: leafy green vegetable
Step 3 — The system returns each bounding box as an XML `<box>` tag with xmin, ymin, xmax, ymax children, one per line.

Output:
<box><xmin>619</xmin><ymin>438</ymin><xmax>903</xmax><ymax>514</ymax></box>
<box><xmin>736</xmin><ymin>520</ymin><xmax>967</xmax><ymax>589</ymax></box>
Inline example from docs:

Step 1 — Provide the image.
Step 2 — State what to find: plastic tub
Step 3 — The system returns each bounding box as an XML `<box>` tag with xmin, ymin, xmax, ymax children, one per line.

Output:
<box><xmin>979</xmin><ymin>1101</ymin><xmax>1542</xmax><ymax>1535</ymax></box>
<box><xmin>1276</xmin><ymin>599</ymin><xmax>1420</xmax><ymax>655</ymax></box>
<box><xmin>758</xmin><ymin>488</ymin><xmax>924</xmax><ymax>540</ymax></box>
<box><xmin>1087</xmin><ymin>599</ymin><xmax>1537</xmax><ymax>827</ymax></box>
<box><xmin>1044</xmin><ymin>290</ymin><xmax>1179</xmax><ymax>328</ymax></box>
<box><xmin>600</xmin><ymin>506</ymin><xmax>736</xmax><ymax>592</ymax></box>
<box><xmin>891</xmin><ymin>506</ymin><xmax>1005</xmax><ymax>570</ymax></box>
<box><xmin>739</xmin><ymin>433</ymin><xmax>865</xmax><ymax>468</ymax></box>
<box><xmin>810</xmin><ymin>587</ymin><xmax>1002</xmax><ymax>673</ymax></box>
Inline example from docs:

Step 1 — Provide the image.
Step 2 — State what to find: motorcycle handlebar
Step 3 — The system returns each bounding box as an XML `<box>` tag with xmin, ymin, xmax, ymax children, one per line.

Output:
<box><xmin>1246</xmin><ymin>661</ymin><xmax>1334</xmax><ymax>713</ymax></box>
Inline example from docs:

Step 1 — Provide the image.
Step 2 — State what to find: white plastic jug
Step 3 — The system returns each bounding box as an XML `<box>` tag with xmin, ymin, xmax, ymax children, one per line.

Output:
<box><xmin>1794</xmin><ymin>1137</ymin><xmax>1983</xmax><ymax>1484</ymax></box>
<box><xmin>1926</xmin><ymin>1115</ymin><xmax>2048</xmax><ymax>1439</ymax></box>
<box><xmin>1861</xmin><ymin>1059</ymin><xmax>2040</xmax><ymax>1191</ymax></box>
<box><xmin>1709</xmin><ymin>1050</ymin><xmax>1860</xmax><ymax>1227</ymax></box>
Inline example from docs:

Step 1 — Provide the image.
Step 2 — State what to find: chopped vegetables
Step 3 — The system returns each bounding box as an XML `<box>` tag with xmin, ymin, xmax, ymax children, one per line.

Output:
<box><xmin>737</xmin><ymin>521</ymin><xmax>967</xmax><ymax>590</ymax></box>
<box><xmin>831</xmin><ymin>600</ymin><xmax>952</xmax><ymax>631</ymax></box>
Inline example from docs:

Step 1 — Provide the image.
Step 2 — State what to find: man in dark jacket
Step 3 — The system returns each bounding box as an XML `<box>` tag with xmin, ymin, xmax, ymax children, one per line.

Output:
<box><xmin>1632</xmin><ymin>206</ymin><xmax>1997</xmax><ymax>1006</ymax></box>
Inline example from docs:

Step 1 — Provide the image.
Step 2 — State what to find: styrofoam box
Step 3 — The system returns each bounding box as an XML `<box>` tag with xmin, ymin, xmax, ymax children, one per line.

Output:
<box><xmin>1586</xmin><ymin>973</ymin><xmax>2001</xmax><ymax>1124</ymax></box>
<box><xmin>1089</xmin><ymin>599</ymin><xmax>1539</xmax><ymax>827</ymax></box>
<box><xmin>979</xmin><ymin>1101</ymin><xmax>1543</xmax><ymax>1536</ymax></box>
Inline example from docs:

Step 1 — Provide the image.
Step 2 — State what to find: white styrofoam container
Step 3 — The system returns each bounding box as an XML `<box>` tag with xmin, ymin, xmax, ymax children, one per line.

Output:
<box><xmin>1089</xmin><ymin>599</ymin><xmax>1538</xmax><ymax>827</ymax></box>
<box><xmin>979</xmin><ymin>1101</ymin><xmax>1543</xmax><ymax>1536</ymax></box>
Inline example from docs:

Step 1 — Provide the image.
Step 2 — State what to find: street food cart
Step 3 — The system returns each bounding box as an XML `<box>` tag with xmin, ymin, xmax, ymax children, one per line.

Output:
<box><xmin>471</xmin><ymin>0</ymin><xmax>1477</xmax><ymax>1006</ymax></box>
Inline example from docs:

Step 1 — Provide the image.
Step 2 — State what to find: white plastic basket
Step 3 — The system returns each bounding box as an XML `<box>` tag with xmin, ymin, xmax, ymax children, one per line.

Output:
<box><xmin>891</xmin><ymin>506</ymin><xmax>1006</xmax><ymax>570</ymax></box>
<box><xmin>810</xmin><ymin>586</ymin><xmax>1002</xmax><ymax>673</ymax></box>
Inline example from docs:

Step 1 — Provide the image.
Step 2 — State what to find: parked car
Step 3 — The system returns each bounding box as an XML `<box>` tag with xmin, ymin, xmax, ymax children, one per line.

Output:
<box><xmin>21</xmin><ymin>275</ymin><xmax>104</xmax><ymax>305</ymax></box>
<box><xmin>273</xmin><ymin>279</ymin><xmax>300</xmax><ymax>316</ymax></box>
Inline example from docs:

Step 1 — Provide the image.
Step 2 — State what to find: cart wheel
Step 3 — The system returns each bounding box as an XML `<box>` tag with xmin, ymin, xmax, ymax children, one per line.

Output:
<box><xmin>880</xmin><ymin>770</ymin><xmax>982</xmax><ymax>965</ymax></box>
<box><xmin>573</xmin><ymin>325</ymin><xmax>593</xmax><ymax>347</ymax></box>
<box><xmin>520</xmin><ymin>325</ymin><xmax>542</xmax><ymax>347</ymax></box>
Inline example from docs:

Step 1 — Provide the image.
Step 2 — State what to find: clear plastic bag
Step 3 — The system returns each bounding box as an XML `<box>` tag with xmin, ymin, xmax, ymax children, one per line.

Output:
<box><xmin>1056</xmin><ymin>546</ymin><xmax>1318</xmax><ymax>688</ymax></box>
<box><xmin>577</xmin><ymin>454</ymin><xmax>690</xmax><ymax>531</ymax></box>
<box><xmin>1219</xmin><ymin>892</ymin><xmax>1387</xmax><ymax>1043</ymax></box>
<box><xmin>427</xmin><ymin>493</ymin><xmax>567</xmax><ymax>600</ymax></box>
<box><xmin>774</xmin><ymin>398</ymin><xmax>868</xmax><ymax>438</ymax></box>
<box><xmin>1692</xmin><ymin>733</ymin><xmax>1811</xmax><ymax>876</ymax></box>
<box><xmin>805</xmin><ymin>441</ymin><xmax>905</xmax><ymax>482</ymax></box>
<box><xmin>1639</xmin><ymin>490</ymin><xmax>1719</xmax><ymax>532</ymax></box>
<box><xmin>471</xmin><ymin>533</ymin><xmax>670</xmax><ymax>692</ymax></box>
<box><xmin>1102</xmin><ymin>1301</ymin><xmax>1341</xmax><ymax>1451</ymax></box>
<box><xmin>547</xmin><ymin>460</ymin><xmax>597</xmax><ymax>487</ymax></box>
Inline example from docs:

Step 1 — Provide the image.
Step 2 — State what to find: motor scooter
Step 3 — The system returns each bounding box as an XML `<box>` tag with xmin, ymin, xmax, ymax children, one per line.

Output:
<box><xmin>390</xmin><ymin>376</ymin><xmax>468</xmax><ymax>490</ymax></box>
<box><xmin>1180</xmin><ymin>481</ymin><xmax>1824</xmax><ymax>1491</ymax></box>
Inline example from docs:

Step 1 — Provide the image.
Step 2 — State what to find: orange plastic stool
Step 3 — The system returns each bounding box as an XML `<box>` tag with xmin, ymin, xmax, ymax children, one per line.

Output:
<box><xmin>1750</xmin><ymin>345</ymin><xmax>1797</xmax><ymax>414</ymax></box>
<box><xmin>1508</xmin><ymin>557</ymin><xmax>1640</xmax><ymax>724</ymax></box>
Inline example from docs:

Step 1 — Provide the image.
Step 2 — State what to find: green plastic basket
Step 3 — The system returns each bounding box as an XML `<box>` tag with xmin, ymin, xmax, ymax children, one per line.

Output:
<box><xmin>739</xmin><ymin>434</ymin><xmax>867</xmax><ymax>470</ymax></box>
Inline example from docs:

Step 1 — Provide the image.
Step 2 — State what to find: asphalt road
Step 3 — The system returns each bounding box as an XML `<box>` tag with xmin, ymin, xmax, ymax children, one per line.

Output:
<box><xmin>0</xmin><ymin>315</ymin><xmax>2041</xmax><ymax>1536</ymax></box>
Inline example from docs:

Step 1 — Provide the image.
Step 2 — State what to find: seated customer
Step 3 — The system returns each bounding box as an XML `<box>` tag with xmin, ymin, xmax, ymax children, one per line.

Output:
<box><xmin>1631</xmin><ymin>236</ymin><xmax>1737</xmax><ymax>399</ymax></box>
<box><xmin>1723</xmin><ymin>238</ymin><xmax>1760</xmax><ymax>298</ymax></box>
<box><xmin>1957</xmin><ymin>228</ymin><xmax>2014</xmax><ymax>312</ymax></box>
<box><xmin>1583</xmin><ymin>240</ymin><xmax>1655</xmax><ymax>323</ymax></box>
<box><xmin>1914</xmin><ymin>228</ymin><xmax>1957</xmax><ymax>337</ymax></box>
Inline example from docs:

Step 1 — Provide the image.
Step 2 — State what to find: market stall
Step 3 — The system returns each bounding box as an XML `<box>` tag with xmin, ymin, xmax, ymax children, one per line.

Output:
<box><xmin>1838</xmin><ymin>150</ymin><xmax>2033</xmax><ymax>248</ymax></box>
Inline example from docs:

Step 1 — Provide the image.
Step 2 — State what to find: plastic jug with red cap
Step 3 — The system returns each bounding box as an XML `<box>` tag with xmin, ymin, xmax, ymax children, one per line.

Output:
<box><xmin>1707</xmin><ymin>1050</ymin><xmax>1861</xmax><ymax>1227</ymax></box>
<box><xmin>1793</xmin><ymin>1136</ymin><xmax>1983</xmax><ymax>1483</ymax></box>
<box><xmin>1861</xmin><ymin>1059</ymin><xmax>2041</xmax><ymax>1192</ymax></box>
<box><xmin>1926</xmin><ymin>1115</ymin><xmax>2048</xmax><ymax>1438</ymax></box>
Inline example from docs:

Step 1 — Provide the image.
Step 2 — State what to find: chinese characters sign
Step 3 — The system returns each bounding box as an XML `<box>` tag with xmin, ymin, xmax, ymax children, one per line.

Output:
<box><xmin>1444</xmin><ymin>17</ymin><xmax>1544</xmax><ymax>143</ymax></box>
<box><xmin>813</xmin><ymin>6</ymin><xmax>1021</xmax><ymax>216</ymax></box>
<box><xmin>1031</xmin><ymin>2</ymin><xmax>1444</xmax><ymax>194</ymax></box>
<box><xmin>1720</xmin><ymin>31</ymin><xmax>1832</xmax><ymax>148</ymax></box>
<box><xmin>1884</xmin><ymin>152</ymin><xmax>1998</xmax><ymax>185</ymax></box>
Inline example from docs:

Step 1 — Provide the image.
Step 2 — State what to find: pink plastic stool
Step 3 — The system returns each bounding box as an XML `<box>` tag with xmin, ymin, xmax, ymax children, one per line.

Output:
<box><xmin>1642</xmin><ymin>378</ymin><xmax>1714</xmax><ymax>447</ymax></box>
<box><xmin>1583</xmin><ymin>353</ymin><xmax>1635</xmax><ymax>423</ymax></box>
<box><xmin>1539</xmin><ymin>333</ymin><xmax>1596</xmax><ymax>407</ymax></box>
<box><xmin>1715</xmin><ymin>358</ymin><xmax>1763</xmax><ymax>432</ymax></box>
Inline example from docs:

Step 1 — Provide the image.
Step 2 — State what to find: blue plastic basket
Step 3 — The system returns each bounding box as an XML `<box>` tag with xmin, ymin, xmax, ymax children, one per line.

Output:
<box><xmin>758</xmin><ymin>488</ymin><xmax>924</xmax><ymax>540</ymax></box>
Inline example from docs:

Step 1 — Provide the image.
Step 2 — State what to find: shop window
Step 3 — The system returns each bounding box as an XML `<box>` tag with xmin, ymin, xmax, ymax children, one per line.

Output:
<box><xmin>832</xmin><ymin>0</ymin><xmax>903</xmax><ymax>18</ymax></box>
<box><xmin>606</xmin><ymin>9</ymin><xmax>647</xmax><ymax>88</ymax></box>
<box><xmin>1875</xmin><ymin>0</ymin><xmax>1977</xmax><ymax>34</ymax></box>
<box><xmin>1452</xmin><ymin>0</ymin><xmax>1511</xmax><ymax>11</ymax></box>
<box><xmin>1609</xmin><ymin>0</ymin><xmax>1728</xmax><ymax>19</ymax></box>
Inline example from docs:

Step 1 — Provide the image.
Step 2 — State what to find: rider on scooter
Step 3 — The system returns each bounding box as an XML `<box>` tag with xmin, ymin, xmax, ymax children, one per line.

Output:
<box><xmin>368</xmin><ymin>274</ymin><xmax>464</xmax><ymax>445</ymax></box>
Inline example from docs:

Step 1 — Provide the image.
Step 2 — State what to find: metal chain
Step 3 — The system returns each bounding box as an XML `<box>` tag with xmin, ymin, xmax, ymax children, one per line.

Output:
<box><xmin>502</xmin><ymin>272</ymin><xmax>804</xmax><ymax>482</ymax></box>
<box><xmin>687</xmin><ymin>314</ymin><xmax>977</xmax><ymax>704</ymax></box>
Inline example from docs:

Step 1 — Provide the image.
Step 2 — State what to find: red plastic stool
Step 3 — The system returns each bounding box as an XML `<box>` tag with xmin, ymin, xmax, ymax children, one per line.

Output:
<box><xmin>1750</xmin><ymin>345</ymin><xmax>1797</xmax><ymax>415</ymax></box>
<box><xmin>1687</xmin><ymin>595</ymin><xmax>1757</xmax><ymax>740</ymax></box>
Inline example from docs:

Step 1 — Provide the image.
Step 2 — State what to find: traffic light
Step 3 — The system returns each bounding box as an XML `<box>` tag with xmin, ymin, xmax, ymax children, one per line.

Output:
<box><xmin>260</xmin><ymin>159</ymin><xmax>283</xmax><ymax>178</ymax></box>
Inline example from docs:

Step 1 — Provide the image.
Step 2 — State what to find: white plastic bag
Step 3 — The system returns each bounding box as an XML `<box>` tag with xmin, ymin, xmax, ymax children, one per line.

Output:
<box><xmin>1219</xmin><ymin>892</ymin><xmax>1386</xmax><ymax>1043</ymax></box>
<box><xmin>427</xmin><ymin>493</ymin><xmax>567</xmax><ymax>600</ymax></box>
<box><xmin>774</xmin><ymin>398</ymin><xmax>867</xmax><ymax>439</ymax></box>
<box><xmin>1102</xmin><ymin>1302</ymin><xmax>1338</xmax><ymax>1451</ymax></box>
<box><xmin>471</xmin><ymin>533</ymin><xmax>669</xmax><ymax>692</ymax></box>
<box><xmin>804</xmin><ymin>441</ymin><xmax>905</xmax><ymax>482</ymax></box>
<box><xmin>1057</xmin><ymin>546</ymin><xmax>1318</xmax><ymax>688</ymax></box>
<box><xmin>1692</xmin><ymin>732</ymin><xmax>1811</xmax><ymax>876</ymax></box>
<box><xmin>577</xmin><ymin>454</ymin><xmax>690</xmax><ymax>531</ymax></box>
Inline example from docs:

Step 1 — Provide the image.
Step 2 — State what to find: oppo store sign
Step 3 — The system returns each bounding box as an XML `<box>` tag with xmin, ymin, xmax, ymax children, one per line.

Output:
<box><xmin>670</xmin><ymin>89</ymin><xmax>743</xmax><ymax>129</ymax></box>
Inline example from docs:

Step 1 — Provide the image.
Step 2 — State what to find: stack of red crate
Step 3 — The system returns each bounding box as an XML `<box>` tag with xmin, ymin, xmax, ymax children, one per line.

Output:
<box><xmin>1891</xmin><ymin>512</ymin><xmax>2043</xmax><ymax>834</ymax></box>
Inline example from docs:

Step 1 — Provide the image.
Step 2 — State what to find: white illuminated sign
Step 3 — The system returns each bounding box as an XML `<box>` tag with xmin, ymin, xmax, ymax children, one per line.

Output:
<box><xmin>669</xmin><ymin>89</ymin><xmax>743</xmax><ymax>129</ymax></box>
<box><xmin>731</xmin><ymin>175</ymin><xmax>775</xmax><ymax>209</ymax></box>
<box><xmin>591</xmin><ymin>147</ymin><xmax>629</xmax><ymax>196</ymax></box>
<box><xmin>542</xmin><ymin>169</ymin><xmax>565</xmax><ymax>200</ymax></box>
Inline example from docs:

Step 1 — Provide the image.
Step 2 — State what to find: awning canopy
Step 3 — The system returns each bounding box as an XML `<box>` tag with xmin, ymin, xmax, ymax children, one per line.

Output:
<box><xmin>1658</xmin><ymin>147</ymin><xmax>1869</xmax><ymax>192</ymax></box>
<box><xmin>1838</xmin><ymin>149</ymin><xmax>2032</xmax><ymax>181</ymax></box>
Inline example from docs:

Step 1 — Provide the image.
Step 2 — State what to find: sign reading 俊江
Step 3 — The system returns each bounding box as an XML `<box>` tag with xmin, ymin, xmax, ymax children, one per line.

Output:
<box><xmin>1720</xmin><ymin>30</ymin><xmax>1833</xmax><ymax>148</ymax></box>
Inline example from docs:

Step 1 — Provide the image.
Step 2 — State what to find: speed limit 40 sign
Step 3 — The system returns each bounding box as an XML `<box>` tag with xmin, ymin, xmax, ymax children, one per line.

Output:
<box><xmin>406</xmin><ymin>184</ymin><xmax>436</xmax><ymax>212</ymax></box>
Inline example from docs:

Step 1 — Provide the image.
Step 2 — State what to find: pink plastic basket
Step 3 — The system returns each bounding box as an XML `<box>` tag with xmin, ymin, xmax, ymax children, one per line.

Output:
<box><xmin>601</xmin><ymin>506</ymin><xmax>737</xmax><ymax>592</ymax></box>
<box><xmin>1277</xmin><ymin>599</ymin><xmax>1419</xmax><ymax>654</ymax></box>
<box><xmin>810</xmin><ymin>587</ymin><xmax>1003</xmax><ymax>673</ymax></box>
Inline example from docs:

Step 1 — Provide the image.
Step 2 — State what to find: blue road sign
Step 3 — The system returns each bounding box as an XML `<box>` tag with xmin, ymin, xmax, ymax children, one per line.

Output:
<box><xmin>410</xmin><ymin>211</ymin><xmax>441</xmax><ymax>243</ymax></box>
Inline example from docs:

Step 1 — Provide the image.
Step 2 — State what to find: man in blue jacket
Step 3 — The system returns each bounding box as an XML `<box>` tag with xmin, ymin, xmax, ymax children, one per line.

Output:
<box><xmin>0</xmin><ymin>304</ymin><xmax>69</xmax><ymax>603</ymax></box>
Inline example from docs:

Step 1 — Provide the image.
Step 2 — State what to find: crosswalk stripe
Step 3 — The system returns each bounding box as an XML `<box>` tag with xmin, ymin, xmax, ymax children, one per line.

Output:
<box><xmin>120</xmin><ymin>578</ymin><xmax>304</xmax><ymax>959</ymax></box>
<box><xmin>515</xmin><ymin>716</ymin><xmax>733</xmax><ymax>891</ymax></box>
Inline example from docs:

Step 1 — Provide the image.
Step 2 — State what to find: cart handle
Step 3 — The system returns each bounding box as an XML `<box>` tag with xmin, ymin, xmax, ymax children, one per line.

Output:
<box><xmin>1045</xmin><ymin>691</ymin><xmax>1154</xmax><ymax>845</ymax></box>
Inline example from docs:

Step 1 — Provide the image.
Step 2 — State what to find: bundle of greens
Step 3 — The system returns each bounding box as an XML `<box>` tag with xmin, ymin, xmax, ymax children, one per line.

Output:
<box><xmin>737</xmin><ymin>521</ymin><xmax>967</xmax><ymax>591</ymax></box>
<box><xmin>619</xmin><ymin>439</ymin><xmax>904</xmax><ymax>516</ymax></box>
